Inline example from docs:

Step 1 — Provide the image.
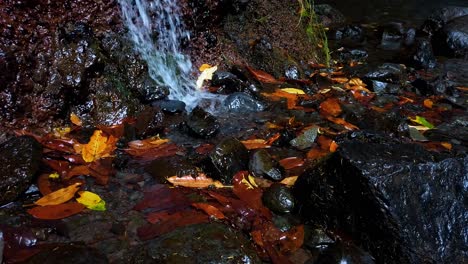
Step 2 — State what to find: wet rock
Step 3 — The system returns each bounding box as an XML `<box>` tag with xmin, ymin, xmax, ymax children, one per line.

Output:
<box><xmin>209</xmin><ymin>138</ymin><xmax>249</xmax><ymax>184</ymax></box>
<box><xmin>0</xmin><ymin>136</ymin><xmax>42</xmax><ymax>205</ymax></box>
<box><xmin>290</xmin><ymin>126</ymin><xmax>319</xmax><ymax>150</ymax></box>
<box><xmin>134</xmin><ymin>107</ymin><xmax>165</xmax><ymax>138</ymax></box>
<box><xmin>152</xmin><ymin>99</ymin><xmax>186</xmax><ymax>114</ymax></box>
<box><xmin>186</xmin><ymin>106</ymin><xmax>219</xmax><ymax>138</ymax></box>
<box><xmin>211</xmin><ymin>71</ymin><xmax>243</xmax><ymax>93</ymax></box>
<box><xmin>433</xmin><ymin>15</ymin><xmax>468</xmax><ymax>57</ymax></box>
<box><xmin>314</xmin><ymin>4</ymin><xmax>346</xmax><ymax>27</ymax></box>
<box><xmin>337</xmin><ymin>49</ymin><xmax>368</xmax><ymax>64</ymax></box>
<box><xmin>25</xmin><ymin>243</ymin><xmax>108</xmax><ymax>264</ymax></box>
<box><xmin>422</xmin><ymin>6</ymin><xmax>468</xmax><ymax>34</ymax></box>
<box><xmin>136</xmin><ymin>77</ymin><xmax>169</xmax><ymax>103</ymax></box>
<box><xmin>249</xmin><ymin>149</ymin><xmax>285</xmax><ymax>181</ymax></box>
<box><xmin>404</xmin><ymin>28</ymin><xmax>416</xmax><ymax>46</ymax></box>
<box><xmin>294</xmin><ymin>137</ymin><xmax>467</xmax><ymax>263</ymax></box>
<box><xmin>369</xmin><ymin>80</ymin><xmax>401</xmax><ymax>94</ymax></box>
<box><xmin>425</xmin><ymin>115</ymin><xmax>468</xmax><ymax>149</ymax></box>
<box><xmin>145</xmin><ymin>157</ymin><xmax>202</xmax><ymax>183</ymax></box>
<box><xmin>409</xmin><ymin>38</ymin><xmax>436</xmax><ymax>69</ymax></box>
<box><xmin>334</xmin><ymin>25</ymin><xmax>365</xmax><ymax>45</ymax></box>
<box><xmin>128</xmin><ymin>223</ymin><xmax>261</xmax><ymax>263</ymax></box>
<box><xmin>285</xmin><ymin>65</ymin><xmax>300</xmax><ymax>80</ymax></box>
<box><xmin>380</xmin><ymin>22</ymin><xmax>405</xmax><ymax>50</ymax></box>
<box><xmin>314</xmin><ymin>242</ymin><xmax>375</xmax><ymax>264</ymax></box>
<box><xmin>262</xmin><ymin>183</ymin><xmax>295</xmax><ymax>214</ymax></box>
<box><xmin>222</xmin><ymin>92</ymin><xmax>266</xmax><ymax>113</ymax></box>
<box><xmin>363</xmin><ymin>63</ymin><xmax>406</xmax><ymax>84</ymax></box>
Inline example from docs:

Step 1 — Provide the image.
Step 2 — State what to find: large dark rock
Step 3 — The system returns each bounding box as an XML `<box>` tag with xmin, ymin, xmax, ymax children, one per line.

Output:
<box><xmin>222</xmin><ymin>92</ymin><xmax>266</xmax><ymax>113</ymax></box>
<box><xmin>127</xmin><ymin>223</ymin><xmax>261</xmax><ymax>263</ymax></box>
<box><xmin>262</xmin><ymin>183</ymin><xmax>295</xmax><ymax>214</ymax></box>
<box><xmin>25</xmin><ymin>243</ymin><xmax>108</xmax><ymax>264</ymax></box>
<box><xmin>433</xmin><ymin>15</ymin><xmax>468</xmax><ymax>57</ymax></box>
<box><xmin>186</xmin><ymin>106</ymin><xmax>219</xmax><ymax>138</ymax></box>
<box><xmin>0</xmin><ymin>136</ymin><xmax>42</xmax><ymax>205</ymax></box>
<box><xmin>249</xmin><ymin>149</ymin><xmax>285</xmax><ymax>181</ymax></box>
<box><xmin>209</xmin><ymin>138</ymin><xmax>249</xmax><ymax>184</ymax></box>
<box><xmin>422</xmin><ymin>6</ymin><xmax>468</xmax><ymax>34</ymax></box>
<box><xmin>293</xmin><ymin>137</ymin><xmax>467</xmax><ymax>264</ymax></box>
<box><xmin>362</xmin><ymin>63</ymin><xmax>406</xmax><ymax>85</ymax></box>
<box><xmin>410</xmin><ymin>38</ymin><xmax>436</xmax><ymax>69</ymax></box>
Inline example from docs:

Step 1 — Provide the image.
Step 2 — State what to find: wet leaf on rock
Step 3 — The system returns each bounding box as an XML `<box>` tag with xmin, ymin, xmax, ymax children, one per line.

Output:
<box><xmin>191</xmin><ymin>203</ymin><xmax>226</xmax><ymax>219</ymax></box>
<box><xmin>76</xmin><ymin>130</ymin><xmax>117</xmax><ymax>163</ymax></box>
<box><xmin>76</xmin><ymin>191</ymin><xmax>106</xmax><ymax>211</ymax></box>
<box><xmin>34</xmin><ymin>183</ymin><xmax>82</xmax><ymax>206</ymax></box>
<box><xmin>167</xmin><ymin>174</ymin><xmax>225</xmax><ymax>188</ymax></box>
<box><xmin>27</xmin><ymin>202</ymin><xmax>85</xmax><ymax>220</ymax></box>
<box><xmin>409</xmin><ymin>116</ymin><xmax>435</xmax><ymax>129</ymax></box>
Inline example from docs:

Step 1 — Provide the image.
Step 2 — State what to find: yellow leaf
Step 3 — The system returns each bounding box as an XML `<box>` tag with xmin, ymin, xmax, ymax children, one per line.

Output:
<box><xmin>199</xmin><ymin>64</ymin><xmax>212</xmax><ymax>72</ymax></box>
<box><xmin>248</xmin><ymin>174</ymin><xmax>259</xmax><ymax>188</ymax></box>
<box><xmin>70</xmin><ymin>113</ymin><xmax>82</xmax><ymax>126</ymax></box>
<box><xmin>280</xmin><ymin>88</ymin><xmax>305</xmax><ymax>95</ymax></box>
<box><xmin>348</xmin><ymin>78</ymin><xmax>366</xmax><ymax>87</ymax></box>
<box><xmin>34</xmin><ymin>183</ymin><xmax>82</xmax><ymax>206</ymax></box>
<box><xmin>76</xmin><ymin>191</ymin><xmax>106</xmax><ymax>211</ymax></box>
<box><xmin>81</xmin><ymin>130</ymin><xmax>117</xmax><ymax>162</ymax></box>
<box><xmin>196</xmin><ymin>65</ymin><xmax>218</xmax><ymax>89</ymax></box>
<box><xmin>280</xmin><ymin>176</ymin><xmax>298</xmax><ymax>187</ymax></box>
<box><xmin>48</xmin><ymin>172</ymin><xmax>60</xmax><ymax>179</ymax></box>
<box><xmin>53</xmin><ymin>127</ymin><xmax>71</xmax><ymax>138</ymax></box>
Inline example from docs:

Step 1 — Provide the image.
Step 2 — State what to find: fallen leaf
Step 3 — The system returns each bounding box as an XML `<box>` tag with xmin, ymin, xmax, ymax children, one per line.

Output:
<box><xmin>70</xmin><ymin>113</ymin><xmax>82</xmax><ymax>126</ymax></box>
<box><xmin>241</xmin><ymin>138</ymin><xmax>271</xmax><ymax>150</ymax></box>
<box><xmin>128</xmin><ymin>136</ymin><xmax>170</xmax><ymax>150</ymax></box>
<box><xmin>48</xmin><ymin>172</ymin><xmax>60</xmax><ymax>179</ymax></box>
<box><xmin>76</xmin><ymin>191</ymin><xmax>106</xmax><ymax>211</ymax></box>
<box><xmin>441</xmin><ymin>142</ymin><xmax>452</xmax><ymax>150</ymax></box>
<box><xmin>199</xmin><ymin>63</ymin><xmax>213</xmax><ymax>72</ymax></box>
<box><xmin>34</xmin><ymin>183</ymin><xmax>82</xmax><ymax>206</ymax></box>
<box><xmin>280</xmin><ymin>88</ymin><xmax>305</xmax><ymax>95</ymax></box>
<box><xmin>280</xmin><ymin>176</ymin><xmax>298</xmax><ymax>186</ymax></box>
<box><xmin>27</xmin><ymin>203</ymin><xmax>85</xmax><ymax>220</ymax></box>
<box><xmin>124</xmin><ymin>142</ymin><xmax>182</xmax><ymax>161</ymax></box>
<box><xmin>279</xmin><ymin>157</ymin><xmax>304</xmax><ymax>170</ymax></box>
<box><xmin>423</xmin><ymin>99</ymin><xmax>433</xmax><ymax>109</ymax></box>
<box><xmin>247</xmin><ymin>66</ymin><xmax>282</xmax><ymax>84</ymax></box>
<box><xmin>167</xmin><ymin>174</ymin><xmax>224</xmax><ymax>188</ymax></box>
<box><xmin>79</xmin><ymin>130</ymin><xmax>117</xmax><ymax>162</ymax></box>
<box><xmin>191</xmin><ymin>203</ymin><xmax>225</xmax><ymax>219</ymax></box>
<box><xmin>319</xmin><ymin>98</ymin><xmax>342</xmax><ymax>117</ymax></box>
<box><xmin>326</xmin><ymin>116</ymin><xmax>359</xmax><ymax>131</ymax></box>
<box><xmin>409</xmin><ymin>116</ymin><xmax>435</xmax><ymax>129</ymax></box>
<box><xmin>348</xmin><ymin>78</ymin><xmax>365</xmax><ymax>86</ymax></box>
<box><xmin>196</xmin><ymin>65</ymin><xmax>218</xmax><ymax>89</ymax></box>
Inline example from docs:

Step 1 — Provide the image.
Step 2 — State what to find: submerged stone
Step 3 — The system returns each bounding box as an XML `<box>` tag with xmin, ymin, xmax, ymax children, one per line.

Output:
<box><xmin>222</xmin><ymin>92</ymin><xmax>266</xmax><ymax>113</ymax></box>
<box><xmin>25</xmin><ymin>243</ymin><xmax>108</xmax><ymax>264</ymax></box>
<box><xmin>186</xmin><ymin>106</ymin><xmax>219</xmax><ymax>138</ymax></box>
<box><xmin>293</xmin><ymin>137</ymin><xmax>467</xmax><ymax>263</ymax></box>
<box><xmin>262</xmin><ymin>183</ymin><xmax>295</xmax><ymax>214</ymax></box>
<box><xmin>249</xmin><ymin>149</ymin><xmax>285</xmax><ymax>181</ymax></box>
<box><xmin>0</xmin><ymin>136</ymin><xmax>42</xmax><ymax>205</ymax></box>
<box><xmin>209</xmin><ymin>138</ymin><xmax>249</xmax><ymax>184</ymax></box>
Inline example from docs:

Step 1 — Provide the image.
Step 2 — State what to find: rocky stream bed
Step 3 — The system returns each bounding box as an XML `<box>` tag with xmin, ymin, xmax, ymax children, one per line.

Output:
<box><xmin>0</xmin><ymin>0</ymin><xmax>467</xmax><ymax>263</ymax></box>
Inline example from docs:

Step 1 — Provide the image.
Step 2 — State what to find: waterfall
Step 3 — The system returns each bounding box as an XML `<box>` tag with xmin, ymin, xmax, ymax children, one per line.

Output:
<box><xmin>118</xmin><ymin>0</ymin><xmax>202</xmax><ymax>110</ymax></box>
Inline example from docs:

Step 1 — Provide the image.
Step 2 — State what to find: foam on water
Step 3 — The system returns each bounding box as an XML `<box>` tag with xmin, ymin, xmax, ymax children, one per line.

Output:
<box><xmin>118</xmin><ymin>0</ymin><xmax>220</xmax><ymax>111</ymax></box>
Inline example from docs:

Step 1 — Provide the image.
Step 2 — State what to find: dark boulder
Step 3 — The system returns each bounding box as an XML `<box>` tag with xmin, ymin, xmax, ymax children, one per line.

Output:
<box><xmin>409</xmin><ymin>38</ymin><xmax>437</xmax><ymax>69</ymax></box>
<box><xmin>333</xmin><ymin>25</ymin><xmax>365</xmax><ymax>44</ymax></box>
<box><xmin>0</xmin><ymin>136</ymin><xmax>42</xmax><ymax>205</ymax></box>
<box><xmin>186</xmin><ymin>106</ymin><xmax>219</xmax><ymax>138</ymax></box>
<box><xmin>222</xmin><ymin>92</ymin><xmax>266</xmax><ymax>113</ymax></box>
<box><xmin>433</xmin><ymin>15</ymin><xmax>468</xmax><ymax>57</ymax></box>
<box><xmin>422</xmin><ymin>6</ymin><xmax>468</xmax><ymax>34</ymax></box>
<box><xmin>209</xmin><ymin>138</ymin><xmax>249</xmax><ymax>184</ymax></box>
<box><xmin>380</xmin><ymin>22</ymin><xmax>406</xmax><ymax>50</ymax></box>
<box><xmin>152</xmin><ymin>99</ymin><xmax>186</xmax><ymax>114</ymax></box>
<box><xmin>25</xmin><ymin>243</ymin><xmax>108</xmax><ymax>264</ymax></box>
<box><xmin>293</xmin><ymin>137</ymin><xmax>467</xmax><ymax>263</ymax></box>
<box><xmin>362</xmin><ymin>63</ymin><xmax>406</xmax><ymax>85</ymax></box>
<box><xmin>211</xmin><ymin>71</ymin><xmax>243</xmax><ymax>93</ymax></box>
<box><xmin>314</xmin><ymin>4</ymin><xmax>346</xmax><ymax>27</ymax></box>
<box><xmin>127</xmin><ymin>223</ymin><xmax>261</xmax><ymax>263</ymax></box>
<box><xmin>262</xmin><ymin>183</ymin><xmax>295</xmax><ymax>214</ymax></box>
<box><xmin>249</xmin><ymin>149</ymin><xmax>285</xmax><ymax>181</ymax></box>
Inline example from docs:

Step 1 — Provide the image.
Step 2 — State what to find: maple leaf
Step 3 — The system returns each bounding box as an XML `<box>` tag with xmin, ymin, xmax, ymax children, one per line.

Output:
<box><xmin>34</xmin><ymin>182</ymin><xmax>82</xmax><ymax>206</ymax></box>
<box><xmin>77</xmin><ymin>130</ymin><xmax>117</xmax><ymax>163</ymax></box>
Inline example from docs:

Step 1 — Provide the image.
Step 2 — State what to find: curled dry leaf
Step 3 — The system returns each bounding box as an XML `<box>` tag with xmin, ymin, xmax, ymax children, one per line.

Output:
<box><xmin>34</xmin><ymin>182</ymin><xmax>82</xmax><ymax>206</ymax></box>
<box><xmin>27</xmin><ymin>202</ymin><xmax>85</xmax><ymax>220</ymax></box>
<box><xmin>167</xmin><ymin>174</ymin><xmax>225</xmax><ymax>188</ymax></box>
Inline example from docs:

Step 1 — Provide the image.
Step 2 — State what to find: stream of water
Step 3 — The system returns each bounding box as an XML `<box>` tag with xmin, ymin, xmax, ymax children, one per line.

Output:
<box><xmin>118</xmin><ymin>0</ymin><xmax>210</xmax><ymax>110</ymax></box>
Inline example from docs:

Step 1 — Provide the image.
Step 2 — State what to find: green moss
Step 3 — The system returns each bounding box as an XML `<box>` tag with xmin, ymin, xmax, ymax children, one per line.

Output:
<box><xmin>298</xmin><ymin>0</ymin><xmax>330</xmax><ymax>67</ymax></box>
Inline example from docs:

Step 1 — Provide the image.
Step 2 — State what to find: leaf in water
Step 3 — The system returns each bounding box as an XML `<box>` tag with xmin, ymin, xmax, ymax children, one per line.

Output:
<box><xmin>409</xmin><ymin>116</ymin><xmax>435</xmax><ymax>129</ymax></box>
<box><xmin>246</xmin><ymin>66</ymin><xmax>282</xmax><ymax>84</ymax></box>
<box><xmin>232</xmin><ymin>171</ymin><xmax>271</xmax><ymax>219</ymax></box>
<box><xmin>167</xmin><ymin>174</ymin><xmax>224</xmax><ymax>188</ymax></box>
<box><xmin>280</xmin><ymin>176</ymin><xmax>298</xmax><ymax>186</ymax></box>
<box><xmin>326</xmin><ymin>116</ymin><xmax>359</xmax><ymax>131</ymax></box>
<box><xmin>241</xmin><ymin>138</ymin><xmax>270</xmax><ymax>150</ymax></box>
<box><xmin>27</xmin><ymin>203</ymin><xmax>85</xmax><ymax>220</ymax></box>
<box><xmin>133</xmin><ymin>184</ymin><xmax>190</xmax><ymax>212</ymax></box>
<box><xmin>280</xmin><ymin>88</ymin><xmax>305</xmax><ymax>95</ymax></box>
<box><xmin>128</xmin><ymin>136</ymin><xmax>170</xmax><ymax>150</ymax></box>
<box><xmin>124</xmin><ymin>142</ymin><xmax>182</xmax><ymax>161</ymax></box>
<box><xmin>319</xmin><ymin>98</ymin><xmax>342</xmax><ymax>117</ymax></box>
<box><xmin>80</xmin><ymin>130</ymin><xmax>117</xmax><ymax>163</ymax></box>
<box><xmin>37</xmin><ymin>173</ymin><xmax>54</xmax><ymax>195</ymax></box>
<box><xmin>76</xmin><ymin>191</ymin><xmax>106</xmax><ymax>211</ymax></box>
<box><xmin>279</xmin><ymin>157</ymin><xmax>304</xmax><ymax>170</ymax></box>
<box><xmin>196</xmin><ymin>65</ymin><xmax>218</xmax><ymax>89</ymax></box>
<box><xmin>137</xmin><ymin>210</ymin><xmax>209</xmax><ymax>241</ymax></box>
<box><xmin>306</xmin><ymin>147</ymin><xmax>329</xmax><ymax>160</ymax></box>
<box><xmin>191</xmin><ymin>203</ymin><xmax>225</xmax><ymax>219</ymax></box>
<box><xmin>70</xmin><ymin>113</ymin><xmax>82</xmax><ymax>126</ymax></box>
<box><xmin>34</xmin><ymin>183</ymin><xmax>82</xmax><ymax>206</ymax></box>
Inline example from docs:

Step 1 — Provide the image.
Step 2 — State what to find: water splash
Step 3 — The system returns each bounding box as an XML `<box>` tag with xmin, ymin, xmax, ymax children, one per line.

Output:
<box><xmin>118</xmin><ymin>0</ymin><xmax>204</xmax><ymax>110</ymax></box>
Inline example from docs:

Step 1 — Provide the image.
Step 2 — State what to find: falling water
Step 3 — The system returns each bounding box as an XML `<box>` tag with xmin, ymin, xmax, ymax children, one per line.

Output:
<box><xmin>118</xmin><ymin>0</ymin><xmax>206</xmax><ymax>110</ymax></box>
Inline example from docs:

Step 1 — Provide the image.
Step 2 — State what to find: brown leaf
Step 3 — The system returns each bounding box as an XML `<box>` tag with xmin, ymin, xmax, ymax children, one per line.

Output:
<box><xmin>27</xmin><ymin>202</ymin><xmax>85</xmax><ymax>220</ymax></box>
<box><xmin>70</xmin><ymin>113</ymin><xmax>82</xmax><ymax>126</ymax></box>
<box><xmin>34</xmin><ymin>183</ymin><xmax>82</xmax><ymax>206</ymax></box>
<box><xmin>279</xmin><ymin>157</ymin><xmax>304</xmax><ymax>170</ymax></box>
<box><xmin>124</xmin><ymin>142</ymin><xmax>183</xmax><ymax>161</ymax></box>
<box><xmin>319</xmin><ymin>98</ymin><xmax>342</xmax><ymax>117</ymax></box>
<box><xmin>167</xmin><ymin>174</ymin><xmax>224</xmax><ymax>188</ymax></box>
<box><xmin>241</xmin><ymin>139</ymin><xmax>271</xmax><ymax>150</ymax></box>
<box><xmin>246</xmin><ymin>66</ymin><xmax>282</xmax><ymax>84</ymax></box>
<box><xmin>280</xmin><ymin>176</ymin><xmax>298</xmax><ymax>187</ymax></box>
<box><xmin>326</xmin><ymin>116</ymin><xmax>359</xmax><ymax>131</ymax></box>
<box><xmin>37</xmin><ymin>173</ymin><xmax>54</xmax><ymax>195</ymax></box>
<box><xmin>232</xmin><ymin>171</ymin><xmax>272</xmax><ymax>219</ymax></box>
<box><xmin>79</xmin><ymin>130</ymin><xmax>117</xmax><ymax>163</ymax></box>
<box><xmin>192</xmin><ymin>203</ymin><xmax>226</xmax><ymax>219</ymax></box>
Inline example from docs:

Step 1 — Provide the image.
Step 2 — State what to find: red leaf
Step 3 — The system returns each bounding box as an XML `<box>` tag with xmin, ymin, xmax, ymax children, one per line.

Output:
<box><xmin>246</xmin><ymin>66</ymin><xmax>282</xmax><ymax>84</ymax></box>
<box><xmin>27</xmin><ymin>203</ymin><xmax>85</xmax><ymax>220</ymax></box>
<box><xmin>319</xmin><ymin>98</ymin><xmax>342</xmax><ymax>117</ymax></box>
<box><xmin>124</xmin><ymin>143</ymin><xmax>183</xmax><ymax>161</ymax></box>
<box><xmin>137</xmin><ymin>210</ymin><xmax>209</xmax><ymax>240</ymax></box>
<box><xmin>195</xmin><ymin>143</ymin><xmax>215</xmax><ymax>155</ymax></box>
<box><xmin>192</xmin><ymin>203</ymin><xmax>226</xmax><ymax>219</ymax></box>
<box><xmin>279</xmin><ymin>157</ymin><xmax>304</xmax><ymax>170</ymax></box>
<box><xmin>232</xmin><ymin>171</ymin><xmax>272</xmax><ymax>219</ymax></box>
<box><xmin>134</xmin><ymin>185</ymin><xmax>190</xmax><ymax>212</ymax></box>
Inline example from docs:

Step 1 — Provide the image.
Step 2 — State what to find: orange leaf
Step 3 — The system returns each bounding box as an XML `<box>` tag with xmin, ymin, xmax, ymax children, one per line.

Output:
<box><xmin>128</xmin><ymin>137</ymin><xmax>170</xmax><ymax>150</ymax></box>
<box><xmin>319</xmin><ymin>98</ymin><xmax>342</xmax><ymax>117</ymax></box>
<box><xmin>167</xmin><ymin>174</ymin><xmax>224</xmax><ymax>188</ymax></box>
<box><xmin>423</xmin><ymin>99</ymin><xmax>434</xmax><ymax>109</ymax></box>
<box><xmin>306</xmin><ymin>147</ymin><xmax>329</xmax><ymax>160</ymax></box>
<box><xmin>191</xmin><ymin>203</ymin><xmax>226</xmax><ymax>219</ymax></box>
<box><xmin>27</xmin><ymin>202</ymin><xmax>85</xmax><ymax>220</ymax></box>
<box><xmin>241</xmin><ymin>139</ymin><xmax>270</xmax><ymax>150</ymax></box>
<box><xmin>280</xmin><ymin>176</ymin><xmax>298</xmax><ymax>186</ymax></box>
<box><xmin>80</xmin><ymin>130</ymin><xmax>117</xmax><ymax>162</ymax></box>
<box><xmin>441</xmin><ymin>142</ymin><xmax>452</xmax><ymax>150</ymax></box>
<box><xmin>70</xmin><ymin>113</ymin><xmax>82</xmax><ymax>126</ymax></box>
<box><xmin>246</xmin><ymin>66</ymin><xmax>282</xmax><ymax>84</ymax></box>
<box><xmin>279</xmin><ymin>157</ymin><xmax>304</xmax><ymax>170</ymax></box>
<box><xmin>326</xmin><ymin>116</ymin><xmax>359</xmax><ymax>131</ymax></box>
<box><xmin>34</xmin><ymin>183</ymin><xmax>82</xmax><ymax>206</ymax></box>
<box><xmin>330</xmin><ymin>141</ymin><xmax>339</xmax><ymax>152</ymax></box>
